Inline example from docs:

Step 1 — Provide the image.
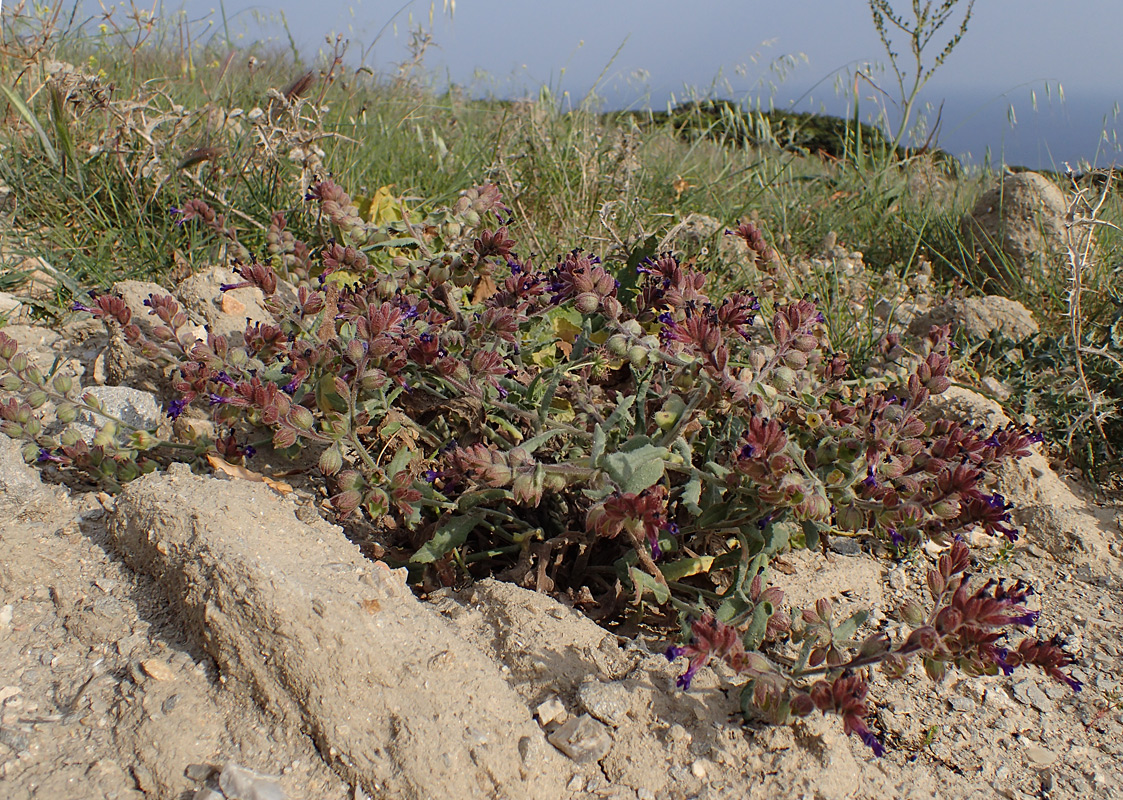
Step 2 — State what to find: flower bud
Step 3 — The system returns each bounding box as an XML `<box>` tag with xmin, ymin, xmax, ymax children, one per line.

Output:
<box><xmin>927</xmin><ymin>376</ymin><xmax>950</xmax><ymax>394</ymax></box>
<box><xmin>360</xmin><ymin>369</ymin><xmax>387</xmax><ymax>391</ymax></box>
<box><xmin>287</xmin><ymin>406</ymin><xmax>315</xmax><ymax>430</ymax></box>
<box><xmin>56</xmin><ymin>403</ymin><xmax>77</xmax><ymax>424</ymax></box>
<box><xmin>783</xmin><ymin>350</ymin><xmax>808</xmax><ymax>371</ymax></box>
<box><xmin>318</xmin><ymin>445</ymin><xmax>343</xmax><ymax>476</ymax></box>
<box><xmin>330</xmin><ymin>489</ymin><xmax>362</xmax><ymax>516</ymax></box>
<box><xmin>771</xmin><ymin>366</ymin><xmax>796</xmax><ymax>391</ymax></box>
<box><xmin>346</xmin><ymin>339</ymin><xmax>366</xmax><ymax>364</ymax></box>
<box><xmin>606</xmin><ymin>334</ymin><xmax>629</xmax><ymax>357</ymax></box>
<box><xmin>129</xmin><ymin>430</ymin><xmax>159</xmax><ymax>450</ymax></box>
<box><xmin>272</xmin><ymin>426</ymin><xmax>298</xmax><ymax>449</ymax></box>
<box><xmin>575</xmin><ymin>292</ymin><xmax>601</xmax><ymax>315</ymax></box>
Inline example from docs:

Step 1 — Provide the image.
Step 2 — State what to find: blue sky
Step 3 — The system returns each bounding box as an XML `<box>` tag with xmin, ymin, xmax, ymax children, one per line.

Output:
<box><xmin>58</xmin><ymin>1</ymin><xmax>1123</xmax><ymax>167</ymax></box>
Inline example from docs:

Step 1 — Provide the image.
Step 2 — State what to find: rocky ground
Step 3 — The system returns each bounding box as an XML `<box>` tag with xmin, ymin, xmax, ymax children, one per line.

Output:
<box><xmin>0</xmin><ymin>386</ymin><xmax>1121</xmax><ymax>799</ymax></box>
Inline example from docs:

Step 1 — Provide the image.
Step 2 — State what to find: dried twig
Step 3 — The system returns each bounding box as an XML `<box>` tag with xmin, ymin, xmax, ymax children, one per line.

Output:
<box><xmin>1063</xmin><ymin>171</ymin><xmax>1119</xmax><ymax>455</ymax></box>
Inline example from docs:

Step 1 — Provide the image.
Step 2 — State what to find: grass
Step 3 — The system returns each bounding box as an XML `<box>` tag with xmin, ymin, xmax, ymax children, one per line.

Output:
<box><xmin>0</xmin><ymin>2</ymin><xmax>1120</xmax><ymax>482</ymax></box>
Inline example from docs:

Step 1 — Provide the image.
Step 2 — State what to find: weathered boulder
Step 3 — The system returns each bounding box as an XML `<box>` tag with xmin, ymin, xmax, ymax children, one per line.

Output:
<box><xmin>961</xmin><ymin>171</ymin><xmax>1069</xmax><ymax>287</ymax></box>
<box><xmin>908</xmin><ymin>295</ymin><xmax>1039</xmax><ymax>341</ymax></box>
<box><xmin>927</xmin><ymin>386</ymin><xmax>1122</xmax><ymax>571</ymax></box>
<box><xmin>108</xmin><ymin>466</ymin><xmax>570</xmax><ymax>800</ymax></box>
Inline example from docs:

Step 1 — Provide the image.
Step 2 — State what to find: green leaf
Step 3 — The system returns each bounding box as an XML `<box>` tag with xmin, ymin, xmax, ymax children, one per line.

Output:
<box><xmin>681</xmin><ymin>475</ymin><xmax>702</xmax><ymax>513</ymax></box>
<box><xmin>456</xmin><ymin>488</ymin><xmax>511</xmax><ymax>511</ymax></box>
<box><xmin>591</xmin><ymin>423</ymin><xmax>606</xmax><ymax>463</ymax></box>
<box><xmin>410</xmin><ymin>513</ymin><xmax>484</xmax><ymax>563</ymax></box>
<box><xmin>601</xmin><ymin>442</ymin><xmax>668</xmax><ymax>494</ymax></box>
<box><xmin>744</xmin><ymin>600</ymin><xmax>773</xmax><ymax>649</ymax></box>
<box><xmin>520</xmin><ymin>427</ymin><xmax>565</xmax><ymax>456</ymax></box>
<box><xmin>658</xmin><ymin>555</ymin><xmax>714</xmax><ymax>583</ymax></box>
<box><xmin>364</xmin><ymin>236</ymin><xmax>420</xmax><ymax>250</ymax></box>
<box><xmin>800</xmin><ymin>520</ymin><xmax>823</xmax><ymax>550</ymax></box>
<box><xmin>603</xmin><ymin>392</ymin><xmax>636</xmax><ymax>433</ymax></box>
<box><xmin>697</xmin><ymin>500</ymin><xmax>732</xmax><ymax>528</ymax></box>
<box><xmin>1</xmin><ymin>83</ymin><xmax>58</xmax><ymax>166</ymax></box>
<box><xmin>628</xmin><ymin>566</ymin><xmax>670</xmax><ymax>605</ymax></box>
<box><xmin>834</xmin><ymin>609</ymin><xmax>870</xmax><ymax>641</ymax></box>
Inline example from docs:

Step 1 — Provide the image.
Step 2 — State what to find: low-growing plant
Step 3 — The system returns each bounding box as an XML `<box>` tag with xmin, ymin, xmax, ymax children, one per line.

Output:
<box><xmin>0</xmin><ymin>177</ymin><xmax>1080</xmax><ymax>755</ymax></box>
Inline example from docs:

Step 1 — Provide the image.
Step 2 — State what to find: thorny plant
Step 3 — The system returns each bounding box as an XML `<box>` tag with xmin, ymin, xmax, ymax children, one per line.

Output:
<box><xmin>0</xmin><ymin>180</ymin><xmax>1080</xmax><ymax>756</ymax></box>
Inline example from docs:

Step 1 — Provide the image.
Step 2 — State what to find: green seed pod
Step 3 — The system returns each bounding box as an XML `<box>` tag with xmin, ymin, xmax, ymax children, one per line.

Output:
<box><xmin>606</xmin><ymin>334</ymin><xmax>629</xmax><ymax>357</ymax></box>
<box><xmin>318</xmin><ymin>445</ymin><xmax>343</xmax><ymax>476</ymax></box>
<box><xmin>627</xmin><ymin>345</ymin><xmax>648</xmax><ymax>369</ymax></box>
<box><xmin>287</xmin><ymin>406</ymin><xmax>314</xmax><ymax>431</ymax></box>
<box><xmin>56</xmin><ymin>403</ymin><xmax>77</xmax><ymax>424</ymax></box>
<box><xmin>771</xmin><ymin>365</ymin><xmax>797</xmax><ymax>391</ymax></box>
<box><xmin>575</xmin><ymin>292</ymin><xmax>600</xmax><ymax>315</ymax></box>
<box><xmin>52</xmin><ymin>375</ymin><xmax>73</xmax><ymax>394</ymax></box>
<box><xmin>25</xmin><ymin>390</ymin><xmax>48</xmax><ymax>409</ymax></box>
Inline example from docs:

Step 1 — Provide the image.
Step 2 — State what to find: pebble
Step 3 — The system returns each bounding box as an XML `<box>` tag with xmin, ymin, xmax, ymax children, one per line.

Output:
<box><xmin>829</xmin><ymin>537</ymin><xmax>861</xmax><ymax>556</ymax></box>
<box><xmin>140</xmin><ymin>659</ymin><xmax>176</xmax><ymax>682</ymax></box>
<box><xmin>547</xmin><ymin>714</ymin><xmax>612</xmax><ymax>764</ymax></box>
<box><xmin>218</xmin><ymin>762</ymin><xmax>286</xmax><ymax>800</ymax></box>
<box><xmin>0</xmin><ymin>604</ymin><xmax>12</xmax><ymax>630</ymax></box>
<box><xmin>1012</xmin><ymin>679</ymin><xmax>1053</xmax><ymax>713</ymax></box>
<box><xmin>535</xmin><ymin>695</ymin><xmax>566</xmax><ymax>726</ymax></box>
<box><xmin>948</xmin><ymin>697</ymin><xmax>976</xmax><ymax>713</ymax></box>
<box><xmin>887</xmin><ymin>567</ymin><xmax>907</xmax><ymax>591</ymax></box>
<box><xmin>576</xmin><ymin>679</ymin><xmax>631</xmax><ymax>728</ymax></box>
<box><xmin>185</xmin><ymin>763</ymin><xmax>217</xmax><ymax>781</ymax></box>
<box><xmin>1024</xmin><ymin>745</ymin><xmax>1058</xmax><ymax>768</ymax></box>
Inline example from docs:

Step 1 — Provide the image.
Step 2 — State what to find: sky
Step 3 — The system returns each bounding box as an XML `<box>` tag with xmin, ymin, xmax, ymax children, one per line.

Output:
<box><xmin>52</xmin><ymin>1</ymin><xmax>1123</xmax><ymax>168</ymax></box>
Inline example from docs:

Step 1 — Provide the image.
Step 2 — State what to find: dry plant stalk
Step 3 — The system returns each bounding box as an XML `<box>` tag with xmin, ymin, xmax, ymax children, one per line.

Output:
<box><xmin>1063</xmin><ymin>171</ymin><xmax>1119</xmax><ymax>455</ymax></box>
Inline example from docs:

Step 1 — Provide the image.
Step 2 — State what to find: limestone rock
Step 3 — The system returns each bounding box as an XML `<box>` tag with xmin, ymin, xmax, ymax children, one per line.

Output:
<box><xmin>108</xmin><ymin>467</ymin><xmax>569</xmax><ymax>800</ymax></box>
<box><xmin>908</xmin><ymin>295</ymin><xmax>1038</xmax><ymax>341</ymax></box>
<box><xmin>961</xmin><ymin>171</ymin><xmax>1069</xmax><ymax>287</ymax></box>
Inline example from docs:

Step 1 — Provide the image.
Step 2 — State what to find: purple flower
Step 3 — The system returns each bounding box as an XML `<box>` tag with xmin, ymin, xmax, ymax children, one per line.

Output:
<box><xmin>37</xmin><ymin>448</ymin><xmax>63</xmax><ymax>463</ymax></box>
<box><xmin>860</xmin><ymin>730</ymin><xmax>886</xmax><ymax>757</ymax></box>
<box><xmin>282</xmin><ymin>378</ymin><xmax>300</xmax><ymax>394</ymax></box>
<box><xmin>215</xmin><ymin>371</ymin><xmax>236</xmax><ymax>388</ymax></box>
<box><xmin>166</xmin><ymin>399</ymin><xmax>187</xmax><ymax>420</ymax></box>
<box><xmin>71</xmin><ymin>301</ymin><xmax>97</xmax><ymax>313</ymax></box>
<box><xmin>207</xmin><ymin>393</ymin><xmax>231</xmax><ymax>406</ymax></box>
<box><xmin>242</xmin><ymin>445</ymin><xmax>257</xmax><ymax>458</ymax></box>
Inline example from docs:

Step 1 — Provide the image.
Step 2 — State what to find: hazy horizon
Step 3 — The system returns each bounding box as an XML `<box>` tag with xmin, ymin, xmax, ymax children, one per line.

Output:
<box><xmin>34</xmin><ymin>1</ymin><xmax>1123</xmax><ymax>169</ymax></box>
